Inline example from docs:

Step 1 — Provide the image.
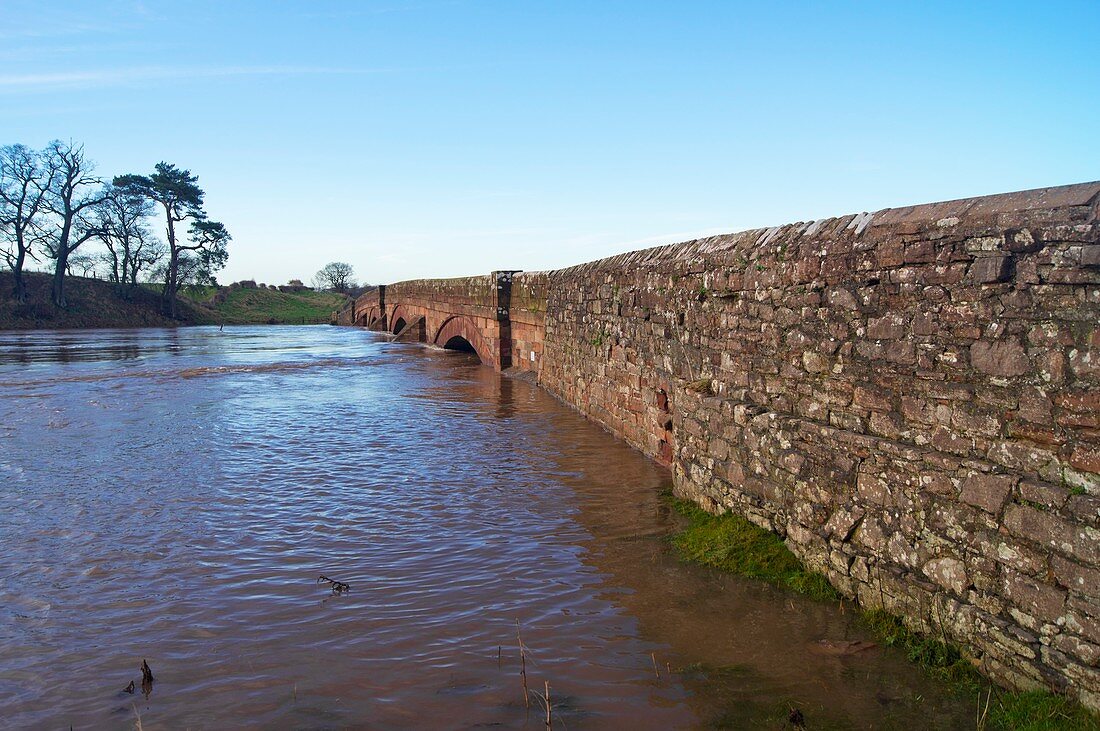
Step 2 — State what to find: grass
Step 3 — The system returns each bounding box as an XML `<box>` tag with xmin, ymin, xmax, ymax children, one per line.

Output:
<box><xmin>685</xmin><ymin>378</ymin><xmax>715</xmax><ymax>394</ymax></box>
<box><xmin>0</xmin><ymin>272</ymin><xmax>347</xmax><ymax>329</ymax></box>
<box><xmin>987</xmin><ymin>690</ymin><xmax>1100</xmax><ymax>731</ymax></box>
<box><xmin>861</xmin><ymin>608</ymin><xmax>982</xmax><ymax>687</ymax></box>
<box><xmin>179</xmin><ymin>286</ymin><xmax>348</xmax><ymax>325</ymax></box>
<box><xmin>0</xmin><ymin>272</ymin><xmax>210</xmax><ymax>329</ymax></box>
<box><xmin>664</xmin><ymin>491</ymin><xmax>1100</xmax><ymax>730</ymax></box>
<box><xmin>667</xmin><ymin>494</ymin><xmax>839</xmax><ymax>601</ymax></box>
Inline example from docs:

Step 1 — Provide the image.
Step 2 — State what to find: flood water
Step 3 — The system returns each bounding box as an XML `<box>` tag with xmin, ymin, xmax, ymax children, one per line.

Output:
<box><xmin>0</xmin><ymin>326</ymin><xmax>973</xmax><ymax>729</ymax></box>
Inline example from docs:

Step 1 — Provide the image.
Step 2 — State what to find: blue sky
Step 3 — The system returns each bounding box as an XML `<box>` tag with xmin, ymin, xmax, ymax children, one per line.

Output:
<box><xmin>2</xmin><ymin>1</ymin><xmax>1097</xmax><ymax>285</ymax></box>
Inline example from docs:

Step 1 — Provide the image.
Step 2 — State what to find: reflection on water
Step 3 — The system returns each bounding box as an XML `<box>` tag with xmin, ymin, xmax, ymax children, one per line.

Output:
<box><xmin>0</xmin><ymin>326</ymin><xmax>972</xmax><ymax>728</ymax></box>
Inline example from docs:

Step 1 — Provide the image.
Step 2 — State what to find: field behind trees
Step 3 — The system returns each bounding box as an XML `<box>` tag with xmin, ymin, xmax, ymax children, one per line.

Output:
<box><xmin>0</xmin><ymin>272</ymin><xmax>347</xmax><ymax>329</ymax></box>
<box><xmin>179</xmin><ymin>284</ymin><xmax>348</xmax><ymax>325</ymax></box>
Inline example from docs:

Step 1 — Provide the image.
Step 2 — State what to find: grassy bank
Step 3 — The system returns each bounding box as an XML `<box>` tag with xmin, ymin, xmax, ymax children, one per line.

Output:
<box><xmin>0</xmin><ymin>272</ymin><xmax>211</xmax><ymax>329</ymax></box>
<box><xmin>179</xmin><ymin>286</ymin><xmax>347</xmax><ymax>325</ymax></box>
<box><xmin>665</xmin><ymin>493</ymin><xmax>1099</xmax><ymax>731</ymax></box>
<box><xmin>0</xmin><ymin>272</ymin><xmax>348</xmax><ymax>329</ymax></box>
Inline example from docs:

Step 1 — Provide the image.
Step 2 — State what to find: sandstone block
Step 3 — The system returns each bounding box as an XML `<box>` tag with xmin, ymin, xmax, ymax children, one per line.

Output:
<box><xmin>1004</xmin><ymin>504</ymin><xmax>1100</xmax><ymax>565</ymax></box>
<box><xmin>970</xmin><ymin>338</ymin><xmax>1030</xmax><ymax>377</ymax></box>
<box><xmin>824</xmin><ymin>507</ymin><xmax>865</xmax><ymax>542</ymax></box>
<box><xmin>1017</xmin><ymin>480</ymin><xmax>1071</xmax><ymax>511</ymax></box>
<box><xmin>867</xmin><ymin>313</ymin><xmax>907</xmax><ymax>340</ymax></box>
<box><xmin>1082</xmin><ymin>245</ymin><xmax>1100</xmax><ymax>268</ymax></box>
<box><xmin>970</xmin><ymin>255</ymin><xmax>1014</xmax><ymax>284</ymax></box>
<box><xmin>1052</xmin><ymin>555</ymin><xmax>1100</xmax><ymax>597</ymax></box>
<box><xmin>1055</xmin><ymin>390</ymin><xmax>1100</xmax><ymax>414</ymax></box>
<box><xmin>827</xmin><ymin>287</ymin><xmax>860</xmax><ymax>311</ymax></box>
<box><xmin>959</xmin><ymin>472</ymin><xmax>1016</xmax><ymax>512</ymax></box>
<box><xmin>1069</xmin><ymin>347</ymin><xmax>1100</xmax><ymax>381</ymax></box>
<box><xmin>1005</xmin><ymin>572</ymin><xmax>1067</xmax><ymax>623</ymax></box>
<box><xmin>923</xmin><ymin>556</ymin><xmax>970</xmax><ymax>594</ymax></box>
<box><xmin>802</xmin><ymin>350</ymin><xmax>830</xmax><ymax>374</ymax></box>
<box><xmin>853</xmin><ymin>385</ymin><xmax>893</xmax><ymax>412</ymax></box>
<box><xmin>1052</xmin><ymin>634</ymin><xmax>1100</xmax><ymax>667</ymax></box>
<box><xmin>1070</xmin><ymin>445</ymin><xmax>1100</xmax><ymax>475</ymax></box>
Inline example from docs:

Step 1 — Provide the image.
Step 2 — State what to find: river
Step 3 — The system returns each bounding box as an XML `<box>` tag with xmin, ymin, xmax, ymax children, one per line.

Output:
<box><xmin>0</xmin><ymin>326</ymin><xmax>972</xmax><ymax>728</ymax></box>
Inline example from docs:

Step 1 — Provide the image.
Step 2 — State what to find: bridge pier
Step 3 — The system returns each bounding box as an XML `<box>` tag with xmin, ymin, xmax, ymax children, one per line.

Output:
<box><xmin>492</xmin><ymin>270</ymin><xmax>520</xmax><ymax>370</ymax></box>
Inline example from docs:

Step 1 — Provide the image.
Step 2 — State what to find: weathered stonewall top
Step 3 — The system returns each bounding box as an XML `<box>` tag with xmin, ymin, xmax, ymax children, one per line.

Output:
<box><xmin>556</xmin><ymin>181</ymin><xmax>1100</xmax><ymax>272</ymax></box>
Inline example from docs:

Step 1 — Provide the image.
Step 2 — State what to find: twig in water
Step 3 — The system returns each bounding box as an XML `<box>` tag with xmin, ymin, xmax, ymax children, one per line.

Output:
<box><xmin>545</xmin><ymin>680</ymin><xmax>552</xmax><ymax>730</ymax></box>
<box><xmin>317</xmin><ymin>575</ymin><xmax>351</xmax><ymax>594</ymax></box>
<box><xmin>651</xmin><ymin>652</ymin><xmax>660</xmax><ymax>681</ymax></box>
<box><xmin>498</xmin><ymin>645</ymin><xmax>502</xmax><ymax>669</ymax></box>
<box><xmin>517</xmin><ymin>620</ymin><xmax>530</xmax><ymax>710</ymax></box>
<box><xmin>140</xmin><ymin>659</ymin><xmax>155</xmax><ymax>698</ymax></box>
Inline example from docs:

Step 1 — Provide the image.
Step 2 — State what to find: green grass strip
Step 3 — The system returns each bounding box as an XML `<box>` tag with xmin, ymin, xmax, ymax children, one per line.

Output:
<box><xmin>664</xmin><ymin>491</ymin><xmax>1099</xmax><ymax>729</ymax></box>
<box><xmin>667</xmin><ymin>493</ymin><xmax>839</xmax><ymax>601</ymax></box>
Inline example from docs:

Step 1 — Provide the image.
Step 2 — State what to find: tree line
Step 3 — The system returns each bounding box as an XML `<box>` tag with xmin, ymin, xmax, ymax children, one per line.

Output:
<box><xmin>0</xmin><ymin>140</ymin><xmax>230</xmax><ymax>318</ymax></box>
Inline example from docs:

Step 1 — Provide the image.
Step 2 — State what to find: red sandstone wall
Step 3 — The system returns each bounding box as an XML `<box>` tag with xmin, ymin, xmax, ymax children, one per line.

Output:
<box><xmin>511</xmin><ymin>272</ymin><xmax>548</xmax><ymax>374</ymax></box>
<box><xmin>537</xmin><ymin>182</ymin><xmax>1100</xmax><ymax>708</ymax></box>
<box><xmin>384</xmin><ymin>276</ymin><xmax>506</xmax><ymax>367</ymax></box>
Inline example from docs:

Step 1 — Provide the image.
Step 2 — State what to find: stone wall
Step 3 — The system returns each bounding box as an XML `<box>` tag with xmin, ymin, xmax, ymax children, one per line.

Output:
<box><xmin>510</xmin><ymin>272</ymin><xmax>549</xmax><ymax>374</ymax></box>
<box><xmin>345</xmin><ymin>275</ymin><xmax>517</xmax><ymax>368</ymax></box>
<box><xmin>348</xmin><ymin>182</ymin><xmax>1099</xmax><ymax>707</ymax></box>
<box><xmin>536</xmin><ymin>182</ymin><xmax>1100</xmax><ymax>708</ymax></box>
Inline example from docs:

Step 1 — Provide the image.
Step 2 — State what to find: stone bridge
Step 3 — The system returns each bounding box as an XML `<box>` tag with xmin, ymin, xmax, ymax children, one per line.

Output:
<box><xmin>339</xmin><ymin>182</ymin><xmax>1100</xmax><ymax>709</ymax></box>
<box><xmin>347</xmin><ymin>271</ymin><xmax>548</xmax><ymax>372</ymax></box>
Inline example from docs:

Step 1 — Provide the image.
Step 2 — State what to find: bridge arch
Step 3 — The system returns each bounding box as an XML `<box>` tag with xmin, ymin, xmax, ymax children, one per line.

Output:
<box><xmin>357</xmin><ymin>306</ymin><xmax>381</xmax><ymax>328</ymax></box>
<box><xmin>433</xmin><ymin>315</ymin><xmax>490</xmax><ymax>363</ymax></box>
<box><xmin>388</xmin><ymin>304</ymin><xmax>422</xmax><ymax>338</ymax></box>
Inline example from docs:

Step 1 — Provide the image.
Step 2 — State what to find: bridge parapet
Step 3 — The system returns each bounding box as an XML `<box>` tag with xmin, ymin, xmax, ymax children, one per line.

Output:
<box><xmin>354</xmin><ymin>274</ymin><xmax>522</xmax><ymax>369</ymax></box>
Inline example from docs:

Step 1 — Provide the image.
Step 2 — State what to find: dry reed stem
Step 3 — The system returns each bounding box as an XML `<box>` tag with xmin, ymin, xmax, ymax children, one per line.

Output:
<box><xmin>544</xmin><ymin>680</ymin><xmax>551</xmax><ymax>730</ymax></box>
<box><xmin>976</xmin><ymin>688</ymin><xmax>992</xmax><ymax>730</ymax></box>
<box><xmin>516</xmin><ymin>620</ymin><xmax>530</xmax><ymax>710</ymax></box>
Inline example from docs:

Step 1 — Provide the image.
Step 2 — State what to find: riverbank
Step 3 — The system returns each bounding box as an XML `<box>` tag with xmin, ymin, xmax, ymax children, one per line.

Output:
<box><xmin>0</xmin><ymin>272</ymin><xmax>347</xmax><ymax>329</ymax></box>
<box><xmin>177</xmin><ymin>284</ymin><xmax>348</xmax><ymax>325</ymax></box>
<box><xmin>0</xmin><ymin>272</ymin><xmax>208</xmax><ymax>329</ymax></box>
<box><xmin>666</xmin><ymin>493</ymin><xmax>1100</xmax><ymax>730</ymax></box>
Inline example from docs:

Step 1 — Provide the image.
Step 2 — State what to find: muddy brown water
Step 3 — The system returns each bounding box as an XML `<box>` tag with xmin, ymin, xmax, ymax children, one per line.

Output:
<box><xmin>0</xmin><ymin>326</ymin><xmax>974</xmax><ymax>729</ymax></box>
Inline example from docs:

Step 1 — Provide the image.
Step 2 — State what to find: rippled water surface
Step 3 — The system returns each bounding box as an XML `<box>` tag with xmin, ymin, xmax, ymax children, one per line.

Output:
<box><xmin>0</xmin><ymin>326</ymin><xmax>973</xmax><ymax>729</ymax></box>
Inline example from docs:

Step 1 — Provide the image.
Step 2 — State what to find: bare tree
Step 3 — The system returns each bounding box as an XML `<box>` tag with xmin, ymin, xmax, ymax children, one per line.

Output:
<box><xmin>40</xmin><ymin>140</ymin><xmax>109</xmax><ymax>307</ymax></box>
<box><xmin>130</xmin><ymin>237</ymin><xmax>166</xmax><ymax>286</ymax></box>
<box><xmin>314</xmin><ymin>262</ymin><xmax>356</xmax><ymax>293</ymax></box>
<box><xmin>94</xmin><ymin>185</ymin><xmax>160</xmax><ymax>288</ymax></box>
<box><xmin>66</xmin><ymin>252</ymin><xmax>98</xmax><ymax>277</ymax></box>
<box><xmin>115</xmin><ymin>162</ymin><xmax>229</xmax><ymax>317</ymax></box>
<box><xmin>0</xmin><ymin>144</ymin><xmax>55</xmax><ymax>303</ymax></box>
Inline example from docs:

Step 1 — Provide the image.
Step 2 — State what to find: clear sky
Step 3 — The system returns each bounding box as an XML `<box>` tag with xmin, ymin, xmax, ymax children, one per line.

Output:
<box><xmin>2</xmin><ymin>1</ymin><xmax>1097</xmax><ymax>286</ymax></box>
